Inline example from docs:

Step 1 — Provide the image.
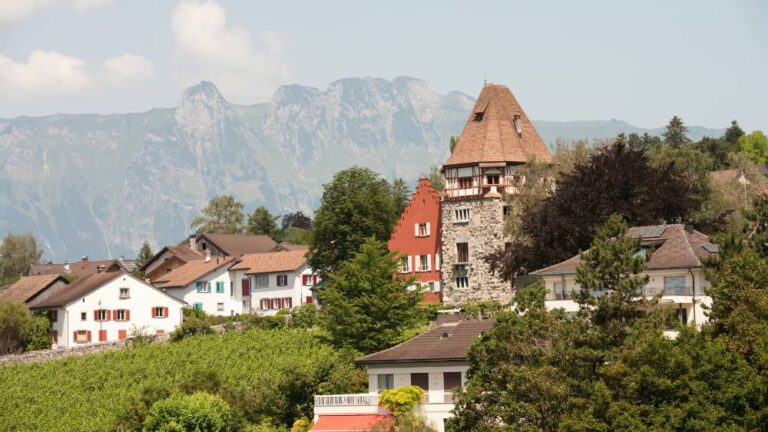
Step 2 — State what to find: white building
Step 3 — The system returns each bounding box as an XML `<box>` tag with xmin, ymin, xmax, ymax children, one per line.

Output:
<box><xmin>229</xmin><ymin>249</ymin><xmax>318</xmax><ymax>316</ymax></box>
<box><xmin>529</xmin><ymin>224</ymin><xmax>717</xmax><ymax>336</ymax></box>
<box><xmin>153</xmin><ymin>256</ymin><xmax>240</xmax><ymax>316</ymax></box>
<box><xmin>30</xmin><ymin>271</ymin><xmax>185</xmax><ymax>349</ymax></box>
<box><xmin>312</xmin><ymin>319</ymin><xmax>493</xmax><ymax>432</ymax></box>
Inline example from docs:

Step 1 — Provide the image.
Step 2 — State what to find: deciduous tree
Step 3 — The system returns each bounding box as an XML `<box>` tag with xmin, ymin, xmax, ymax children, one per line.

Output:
<box><xmin>0</xmin><ymin>233</ymin><xmax>43</xmax><ymax>284</ymax></box>
<box><xmin>190</xmin><ymin>195</ymin><xmax>245</xmax><ymax>234</ymax></box>
<box><xmin>309</xmin><ymin>167</ymin><xmax>397</xmax><ymax>275</ymax></box>
<box><xmin>281</xmin><ymin>211</ymin><xmax>312</xmax><ymax>230</ymax></box>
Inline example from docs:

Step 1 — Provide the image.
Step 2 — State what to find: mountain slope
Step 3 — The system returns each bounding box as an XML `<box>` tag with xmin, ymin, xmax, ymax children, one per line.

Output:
<box><xmin>0</xmin><ymin>77</ymin><xmax>724</xmax><ymax>261</ymax></box>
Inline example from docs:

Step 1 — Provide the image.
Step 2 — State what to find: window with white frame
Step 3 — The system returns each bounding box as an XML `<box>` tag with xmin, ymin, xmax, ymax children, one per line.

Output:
<box><xmin>377</xmin><ymin>374</ymin><xmax>394</xmax><ymax>392</ymax></box>
<box><xmin>252</xmin><ymin>274</ymin><xmax>269</xmax><ymax>288</ymax></box>
<box><xmin>417</xmin><ymin>255</ymin><xmax>430</xmax><ymax>272</ymax></box>
<box><xmin>217</xmin><ymin>302</ymin><xmax>224</xmax><ymax>312</ymax></box>
<box><xmin>75</xmin><ymin>330</ymin><xmax>89</xmax><ymax>343</ymax></box>
<box><xmin>115</xmin><ymin>309</ymin><xmax>128</xmax><ymax>321</ymax></box>
<box><xmin>454</xmin><ymin>208</ymin><xmax>470</xmax><ymax>223</ymax></box>
<box><xmin>398</xmin><ymin>256</ymin><xmax>411</xmax><ymax>273</ymax></box>
<box><xmin>95</xmin><ymin>309</ymin><xmax>108</xmax><ymax>322</ymax></box>
<box><xmin>455</xmin><ymin>276</ymin><xmax>469</xmax><ymax>289</ymax></box>
<box><xmin>153</xmin><ymin>306</ymin><xmax>166</xmax><ymax>318</ymax></box>
<box><xmin>196</xmin><ymin>281</ymin><xmax>210</xmax><ymax>293</ymax></box>
<box><xmin>416</xmin><ymin>223</ymin><xmax>430</xmax><ymax>237</ymax></box>
<box><xmin>553</xmin><ymin>281</ymin><xmax>567</xmax><ymax>300</ymax></box>
<box><xmin>457</xmin><ymin>177</ymin><xmax>473</xmax><ymax>189</ymax></box>
<box><xmin>276</xmin><ymin>274</ymin><xmax>288</xmax><ymax>287</ymax></box>
<box><xmin>456</xmin><ymin>242</ymin><xmax>469</xmax><ymax>263</ymax></box>
<box><xmin>119</xmin><ymin>287</ymin><xmax>130</xmax><ymax>299</ymax></box>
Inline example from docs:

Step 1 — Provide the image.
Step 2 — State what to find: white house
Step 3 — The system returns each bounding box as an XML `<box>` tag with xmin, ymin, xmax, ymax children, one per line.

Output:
<box><xmin>529</xmin><ymin>224</ymin><xmax>718</xmax><ymax>336</ymax></box>
<box><xmin>229</xmin><ymin>249</ymin><xmax>318</xmax><ymax>316</ymax></box>
<box><xmin>153</xmin><ymin>256</ymin><xmax>241</xmax><ymax>316</ymax></box>
<box><xmin>311</xmin><ymin>319</ymin><xmax>493</xmax><ymax>432</ymax></box>
<box><xmin>30</xmin><ymin>271</ymin><xmax>185</xmax><ymax>349</ymax></box>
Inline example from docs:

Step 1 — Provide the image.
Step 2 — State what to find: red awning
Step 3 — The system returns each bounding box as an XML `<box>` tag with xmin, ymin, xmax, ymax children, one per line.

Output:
<box><xmin>311</xmin><ymin>414</ymin><xmax>394</xmax><ymax>431</ymax></box>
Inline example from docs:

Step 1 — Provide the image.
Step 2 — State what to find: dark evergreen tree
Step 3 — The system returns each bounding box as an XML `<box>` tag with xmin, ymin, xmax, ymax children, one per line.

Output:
<box><xmin>390</xmin><ymin>178</ymin><xmax>411</xmax><ymax>217</ymax></box>
<box><xmin>663</xmin><ymin>115</ymin><xmax>691</xmax><ymax>148</ymax></box>
<box><xmin>725</xmin><ymin>120</ymin><xmax>745</xmax><ymax>145</ymax></box>
<box><xmin>281</xmin><ymin>211</ymin><xmax>312</xmax><ymax>230</ymax></box>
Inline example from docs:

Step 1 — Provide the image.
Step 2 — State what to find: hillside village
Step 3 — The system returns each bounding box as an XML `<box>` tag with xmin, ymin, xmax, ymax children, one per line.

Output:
<box><xmin>2</xmin><ymin>82</ymin><xmax>768</xmax><ymax>432</ymax></box>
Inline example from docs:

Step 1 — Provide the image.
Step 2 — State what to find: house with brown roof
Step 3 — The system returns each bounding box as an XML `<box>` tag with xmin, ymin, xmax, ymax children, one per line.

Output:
<box><xmin>312</xmin><ymin>319</ymin><xmax>493</xmax><ymax>432</ymax></box>
<box><xmin>188</xmin><ymin>233</ymin><xmax>278</xmax><ymax>257</ymax></box>
<box><xmin>530</xmin><ymin>224</ymin><xmax>717</xmax><ymax>334</ymax></box>
<box><xmin>30</xmin><ymin>271</ymin><xmax>185</xmax><ymax>349</ymax></box>
<box><xmin>0</xmin><ymin>274</ymin><xmax>69</xmax><ymax>307</ymax></box>
<box><xmin>29</xmin><ymin>256</ymin><xmax>136</xmax><ymax>279</ymax></box>
<box><xmin>229</xmin><ymin>249</ymin><xmax>318</xmax><ymax>316</ymax></box>
<box><xmin>141</xmin><ymin>246</ymin><xmax>203</xmax><ymax>283</ymax></box>
<box><xmin>153</xmin><ymin>256</ymin><xmax>238</xmax><ymax>316</ymax></box>
<box><xmin>440</xmin><ymin>83</ymin><xmax>553</xmax><ymax>306</ymax></box>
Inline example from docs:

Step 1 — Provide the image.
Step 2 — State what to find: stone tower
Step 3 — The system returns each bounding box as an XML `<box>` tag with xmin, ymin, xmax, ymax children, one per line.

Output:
<box><xmin>441</xmin><ymin>84</ymin><xmax>553</xmax><ymax>305</ymax></box>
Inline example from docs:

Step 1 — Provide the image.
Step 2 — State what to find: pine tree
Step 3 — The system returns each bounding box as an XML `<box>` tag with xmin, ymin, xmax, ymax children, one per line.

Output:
<box><xmin>246</xmin><ymin>206</ymin><xmax>279</xmax><ymax>238</ymax></box>
<box><xmin>724</xmin><ymin>120</ymin><xmax>745</xmax><ymax>145</ymax></box>
<box><xmin>390</xmin><ymin>178</ymin><xmax>411</xmax><ymax>217</ymax></box>
<box><xmin>421</xmin><ymin>165</ymin><xmax>444</xmax><ymax>192</ymax></box>
<box><xmin>449</xmin><ymin>136</ymin><xmax>458</xmax><ymax>153</ymax></box>
<box><xmin>662</xmin><ymin>115</ymin><xmax>691</xmax><ymax>148</ymax></box>
<box><xmin>135</xmin><ymin>241</ymin><xmax>154</xmax><ymax>271</ymax></box>
<box><xmin>318</xmin><ymin>237</ymin><xmax>423</xmax><ymax>353</ymax></box>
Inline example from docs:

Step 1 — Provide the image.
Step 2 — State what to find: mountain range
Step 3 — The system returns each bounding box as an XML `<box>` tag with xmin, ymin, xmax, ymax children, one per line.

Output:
<box><xmin>0</xmin><ymin>77</ymin><xmax>724</xmax><ymax>261</ymax></box>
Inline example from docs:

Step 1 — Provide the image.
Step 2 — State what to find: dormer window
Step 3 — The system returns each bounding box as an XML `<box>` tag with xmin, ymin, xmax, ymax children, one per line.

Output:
<box><xmin>486</xmin><ymin>174</ymin><xmax>500</xmax><ymax>186</ymax></box>
<box><xmin>513</xmin><ymin>115</ymin><xmax>522</xmax><ymax>135</ymax></box>
<box><xmin>474</xmin><ymin>112</ymin><xmax>484</xmax><ymax>122</ymax></box>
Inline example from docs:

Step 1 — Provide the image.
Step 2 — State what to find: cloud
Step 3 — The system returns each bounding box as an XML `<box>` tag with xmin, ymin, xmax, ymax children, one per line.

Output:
<box><xmin>0</xmin><ymin>50</ymin><xmax>154</xmax><ymax>102</ymax></box>
<box><xmin>102</xmin><ymin>54</ymin><xmax>154</xmax><ymax>84</ymax></box>
<box><xmin>0</xmin><ymin>50</ymin><xmax>90</xmax><ymax>101</ymax></box>
<box><xmin>0</xmin><ymin>0</ymin><xmax>112</xmax><ymax>24</ymax></box>
<box><xmin>171</xmin><ymin>0</ymin><xmax>288</xmax><ymax>101</ymax></box>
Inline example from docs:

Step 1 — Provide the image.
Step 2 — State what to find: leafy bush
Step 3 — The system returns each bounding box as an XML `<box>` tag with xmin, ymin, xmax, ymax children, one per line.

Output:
<box><xmin>143</xmin><ymin>392</ymin><xmax>242</xmax><ymax>432</ymax></box>
<box><xmin>378</xmin><ymin>386</ymin><xmax>425</xmax><ymax>417</ymax></box>
<box><xmin>25</xmin><ymin>314</ymin><xmax>52</xmax><ymax>351</ymax></box>
<box><xmin>288</xmin><ymin>304</ymin><xmax>318</xmax><ymax>328</ymax></box>
<box><xmin>0</xmin><ymin>300</ymin><xmax>49</xmax><ymax>353</ymax></box>
<box><xmin>171</xmin><ymin>308</ymin><xmax>214</xmax><ymax>341</ymax></box>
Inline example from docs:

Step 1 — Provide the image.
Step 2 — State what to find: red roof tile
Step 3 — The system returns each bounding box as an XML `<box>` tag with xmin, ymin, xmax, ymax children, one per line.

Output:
<box><xmin>444</xmin><ymin>84</ymin><xmax>553</xmax><ymax>167</ymax></box>
<box><xmin>153</xmin><ymin>257</ymin><xmax>235</xmax><ymax>288</ymax></box>
<box><xmin>230</xmin><ymin>250</ymin><xmax>308</xmax><ymax>274</ymax></box>
<box><xmin>0</xmin><ymin>275</ymin><xmax>66</xmax><ymax>304</ymax></box>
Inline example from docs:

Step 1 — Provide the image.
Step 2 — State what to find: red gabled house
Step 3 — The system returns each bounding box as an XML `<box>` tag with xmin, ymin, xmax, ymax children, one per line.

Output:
<box><xmin>388</xmin><ymin>178</ymin><xmax>442</xmax><ymax>302</ymax></box>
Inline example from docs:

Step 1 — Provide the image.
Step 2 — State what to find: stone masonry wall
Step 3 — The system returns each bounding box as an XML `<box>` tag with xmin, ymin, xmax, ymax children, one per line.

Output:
<box><xmin>441</xmin><ymin>196</ymin><xmax>513</xmax><ymax>304</ymax></box>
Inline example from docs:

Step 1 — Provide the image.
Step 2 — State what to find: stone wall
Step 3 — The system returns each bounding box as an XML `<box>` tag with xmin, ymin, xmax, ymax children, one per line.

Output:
<box><xmin>441</xmin><ymin>196</ymin><xmax>513</xmax><ymax>304</ymax></box>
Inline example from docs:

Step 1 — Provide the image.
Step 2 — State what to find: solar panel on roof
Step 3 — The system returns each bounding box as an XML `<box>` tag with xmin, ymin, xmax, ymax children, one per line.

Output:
<box><xmin>633</xmin><ymin>226</ymin><xmax>666</xmax><ymax>238</ymax></box>
<box><xmin>703</xmin><ymin>242</ymin><xmax>720</xmax><ymax>253</ymax></box>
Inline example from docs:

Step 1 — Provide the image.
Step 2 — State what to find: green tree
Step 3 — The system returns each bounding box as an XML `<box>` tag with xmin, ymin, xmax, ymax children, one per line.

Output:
<box><xmin>143</xmin><ymin>392</ymin><xmax>243</xmax><ymax>432</ymax></box>
<box><xmin>135</xmin><ymin>241</ymin><xmax>154</xmax><ymax>277</ymax></box>
<box><xmin>281</xmin><ymin>211</ymin><xmax>312</xmax><ymax>230</ymax></box>
<box><xmin>0</xmin><ymin>300</ymin><xmax>33</xmax><ymax>354</ymax></box>
<box><xmin>282</xmin><ymin>227</ymin><xmax>313</xmax><ymax>245</ymax></box>
<box><xmin>246</xmin><ymin>206</ymin><xmax>279</xmax><ymax>238</ymax></box>
<box><xmin>0</xmin><ymin>233</ymin><xmax>42</xmax><ymax>284</ymax></box>
<box><xmin>25</xmin><ymin>314</ymin><xmax>51</xmax><ymax>351</ymax></box>
<box><xmin>662</xmin><ymin>115</ymin><xmax>691</xmax><ymax>148</ymax></box>
<box><xmin>420</xmin><ymin>165</ymin><xmax>444</xmax><ymax>192</ymax></box>
<box><xmin>739</xmin><ymin>130</ymin><xmax>768</xmax><ymax>164</ymax></box>
<box><xmin>390</xmin><ymin>178</ymin><xmax>411</xmax><ymax>217</ymax></box>
<box><xmin>318</xmin><ymin>237</ymin><xmax>423</xmax><ymax>353</ymax></box>
<box><xmin>725</xmin><ymin>120</ymin><xmax>745</xmax><ymax>145</ymax></box>
<box><xmin>309</xmin><ymin>167</ymin><xmax>398</xmax><ymax>275</ymax></box>
<box><xmin>191</xmin><ymin>196</ymin><xmax>245</xmax><ymax>234</ymax></box>
<box><xmin>576</xmin><ymin>214</ymin><xmax>649</xmax><ymax>345</ymax></box>
<box><xmin>449</xmin><ymin>136</ymin><xmax>458</xmax><ymax>153</ymax></box>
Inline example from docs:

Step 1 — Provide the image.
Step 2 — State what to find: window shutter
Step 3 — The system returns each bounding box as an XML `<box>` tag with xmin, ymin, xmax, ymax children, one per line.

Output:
<box><xmin>163</xmin><ymin>307</ymin><xmax>169</xmax><ymax>317</ymax></box>
<box><xmin>93</xmin><ymin>310</ymin><xmax>98</xmax><ymax>321</ymax></box>
<box><xmin>73</xmin><ymin>331</ymin><xmax>77</xmax><ymax>342</ymax></box>
<box><xmin>270</xmin><ymin>299</ymin><xmax>275</xmax><ymax>309</ymax></box>
<box><xmin>126</xmin><ymin>310</ymin><xmax>130</xmax><ymax>321</ymax></box>
<box><xmin>287</xmin><ymin>298</ymin><xmax>293</xmax><ymax>308</ymax></box>
<box><xmin>426</xmin><ymin>223</ymin><xmax>431</xmax><ymax>236</ymax></box>
<box><xmin>86</xmin><ymin>331</ymin><xmax>92</xmax><ymax>342</ymax></box>
<box><xmin>306</xmin><ymin>296</ymin><xmax>313</xmax><ymax>304</ymax></box>
<box><xmin>427</xmin><ymin>254</ymin><xmax>431</xmax><ymax>271</ymax></box>
<box><xmin>113</xmin><ymin>309</ymin><xmax>118</xmax><ymax>320</ymax></box>
<box><xmin>414</xmin><ymin>223</ymin><xmax>419</xmax><ymax>236</ymax></box>
<box><xmin>313</xmin><ymin>275</ymin><xmax>318</xmax><ymax>285</ymax></box>
<box><xmin>207</xmin><ymin>282</ymin><xmax>211</xmax><ymax>292</ymax></box>
<box><xmin>151</xmin><ymin>308</ymin><xmax>156</xmax><ymax>318</ymax></box>
<box><xmin>107</xmin><ymin>310</ymin><xmax>112</xmax><ymax>321</ymax></box>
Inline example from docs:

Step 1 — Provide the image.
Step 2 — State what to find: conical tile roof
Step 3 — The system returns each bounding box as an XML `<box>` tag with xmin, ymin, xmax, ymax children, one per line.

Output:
<box><xmin>444</xmin><ymin>84</ymin><xmax>553</xmax><ymax>167</ymax></box>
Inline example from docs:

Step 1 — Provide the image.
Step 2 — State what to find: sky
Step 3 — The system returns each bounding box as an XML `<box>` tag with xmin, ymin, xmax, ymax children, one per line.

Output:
<box><xmin>0</xmin><ymin>0</ymin><xmax>766</xmax><ymax>131</ymax></box>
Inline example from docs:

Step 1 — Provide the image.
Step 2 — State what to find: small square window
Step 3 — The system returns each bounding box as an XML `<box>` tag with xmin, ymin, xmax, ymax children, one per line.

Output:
<box><xmin>398</xmin><ymin>256</ymin><xmax>411</xmax><ymax>273</ymax></box>
<box><xmin>119</xmin><ymin>287</ymin><xmax>130</xmax><ymax>299</ymax></box>
<box><xmin>193</xmin><ymin>303</ymin><xmax>203</xmax><ymax>311</ymax></box>
<box><xmin>80</xmin><ymin>312</ymin><xmax>87</xmax><ymax>321</ymax></box>
<box><xmin>377</xmin><ymin>374</ymin><xmax>394</xmax><ymax>392</ymax></box>
<box><xmin>216</xmin><ymin>302</ymin><xmax>224</xmax><ymax>312</ymax></box>
<box><xmin>455</xmin><ymin>276</ymin><xmax>469</xmax><ymax>289</ymax></box>
<box><xmin>276</xmin><ymin>274</ymin><xmax>288</xmax><ymax>287</ymax></box>
<box><xmin>454</xmin><ymin>208</ymin><xmax>470</xmax><ymax>223</ymax></box>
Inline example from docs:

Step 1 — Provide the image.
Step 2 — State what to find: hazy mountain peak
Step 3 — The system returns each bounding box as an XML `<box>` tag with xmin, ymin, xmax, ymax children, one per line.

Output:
<box><xmin>175</xmin><ymin>81</ymin><xmax>232</xmax><ymax>133</ymax></box>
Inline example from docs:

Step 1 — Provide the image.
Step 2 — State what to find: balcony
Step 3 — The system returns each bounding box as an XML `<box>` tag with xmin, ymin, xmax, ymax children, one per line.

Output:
<box><xmin>643</xmin><ymin>286</ymin><xmax>693</xmax><ymax>297</ymax></box>
<box><xmin>314</xmin><ymin>393</ymin><xmax>379</xmax><ymax>407</ymax></box>
<box><xmin>545</xmin><ymin>291</ymin><xmax>572</xmax><ymax>301</ymax></box>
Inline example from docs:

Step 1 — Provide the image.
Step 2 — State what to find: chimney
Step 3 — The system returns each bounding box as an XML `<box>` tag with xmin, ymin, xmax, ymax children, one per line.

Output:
<box><xmin>189</xmin><ymin>234</ymin><xmax>197</xmax><ymax>250</ymax></box>
<box><xmin>96</xmin><ymin>264</ymin><xmax>107</xmax><ymax>273</ymax></box>
<box><xmin>81</xmin><ymin>256</ymin><xmax>89</xmax><ymax>268</ymax></box>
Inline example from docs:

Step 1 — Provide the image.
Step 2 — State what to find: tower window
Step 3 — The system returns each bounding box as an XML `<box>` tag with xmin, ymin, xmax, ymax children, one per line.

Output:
<box><xmin>458</xmin><ymin>177</ymin><xmax>473</xmax><ymax>189</ymax></box>
<box><xmin>456</xmin><ymin>242</ymin><xmax>469</xmax><ymax>263</ymax></box>
<box><xmin>474</xmin><ymin>112</ymin><xmax>484</xmax><ymax>122</ymax></box>
<box><xmin>454</xmin><ymin>208</ymin><xmax>470</xmax><ymax>223</ymax></box>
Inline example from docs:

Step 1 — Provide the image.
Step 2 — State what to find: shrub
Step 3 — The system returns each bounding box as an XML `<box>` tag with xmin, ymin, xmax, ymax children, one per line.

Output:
<box><xmin>171</xmin><ymin>308</ymin><xmax>213</xmax><ymax>341</ymax></box>
<box><xmin>143</xmin><ymin>392</ymin><xmax>243</xmax><ymax>432</ymax></box>
<box><xmin>378</xmin><ymin>386</ymin><xmax>425</xmax><ymax>417</ymax></box>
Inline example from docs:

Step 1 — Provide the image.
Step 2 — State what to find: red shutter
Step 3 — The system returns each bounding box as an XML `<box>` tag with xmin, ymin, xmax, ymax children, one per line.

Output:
<box><xmin>126</xmin><ymin>310</ymin><xmax>130</xmax><ymax>321</ymax></box>
<box><xmin>151</xmin><ymin>307</ymin><xmax>156</xmax><ymax>318</ymax></box>
<box><xmin>106</xmin><ymin>310</ymin><xmax>111</xmax><ymax>321</ymax></box>
<box><xmin>118</xmin><ymin>330</ymin><xmax>127</xmax><ymax>341</ymax></box>
<box><xmin>269</xmin><ymin>299</ymin><xmax>275</xmax><ymax>309</ymax></box>
<box><xmin>73</xmin><ymin>331</ymin><xmax>77</xmax><ymax>342</ymax></box>
<box><xmin>99</xmin><ymin>330</ymin><xmax>107</xmax><ymax>342</ymax></box>
<box><xmin>287</xmin><ymin>298</ymin><xmax>293</xmax><ymax>308</ymax></box>
<box><xmin>52</xmin><ymin>330</ymin><xmax>58</xmax><ymax>344</ymax></box>
<box><xmin>306</xmin><ymin>296</ymin><xmax>313</xmax><ymax>304</ymax></box>
<box><xmin>93</xmin><ymin>310</ymin><xmax>98</xmax><ymax>321</ymax></box>
<box><xmin>163</xmin><ymin>307</ymin><xmax>169</xmax><ymax>318</ymax></box>
<box><xmin>313</xmin><ymin>275</ymin><xmax>318</xmax><ymax>285</ymax></box>
<box><xmin>86</xmin><ymin>331</ymin><xmax>92</xmax><ymax>342</ymax></box>
<box><xmin>241</xmin><ymin>279</ymin><xmax>250</xmax><ymax>297</ymax></box>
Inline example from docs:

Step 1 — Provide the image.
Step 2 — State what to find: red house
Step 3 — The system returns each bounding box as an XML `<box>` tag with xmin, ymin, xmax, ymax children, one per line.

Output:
<box><xmin>388</xmin><ymin>178</ymin><xmax>442</xmax><ymax>302</ymax></box>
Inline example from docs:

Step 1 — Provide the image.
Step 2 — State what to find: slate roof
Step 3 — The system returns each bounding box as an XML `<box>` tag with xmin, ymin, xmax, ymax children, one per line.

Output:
<box><xmin>200</xmin><ymin>233</ymin><xmax>277</xmax><ymax>256</ymax></box>
<box><xmin>443</xmin><ymin>83</ymin><xmax>553</xmax><ymax>167</ymax></box>
<box><xmin>153</xmin><ymin>257</ymin><xmax>235</xmax><ymax>288</ymax></box>
<box><xmin>31</xmin><ymin>271</ymin><xmax>124</xmax><ymax>308</ymax></box>
<box><xmin>230</xmin><ymin>250</ymin><xmax>308</xmax><ymax>274</ymax></box>
<box><xmin>0</xmin><ymin>275</ymin><xmax>66</xmax><ymax>304</ymax></box>
<box><xmin>29</xmin><ymin>259</ymin><xmax>134</xmax><ymax>278</ymax></box>
<box><xmin>356</xmin><ymin>320</ymin><xmax>494</xmax><ymax>364</ymax></box>
<box><xmin>530</xmin><ymin>224</ymin><xmax>717</xmax><ymax>276</ymax></box>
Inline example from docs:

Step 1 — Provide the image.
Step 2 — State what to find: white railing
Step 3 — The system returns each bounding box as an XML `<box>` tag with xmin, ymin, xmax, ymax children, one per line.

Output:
<box><xmin>314</xmin><ymin>394</ymin><xmax>379</xmax><ymax>407</ymax></box>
